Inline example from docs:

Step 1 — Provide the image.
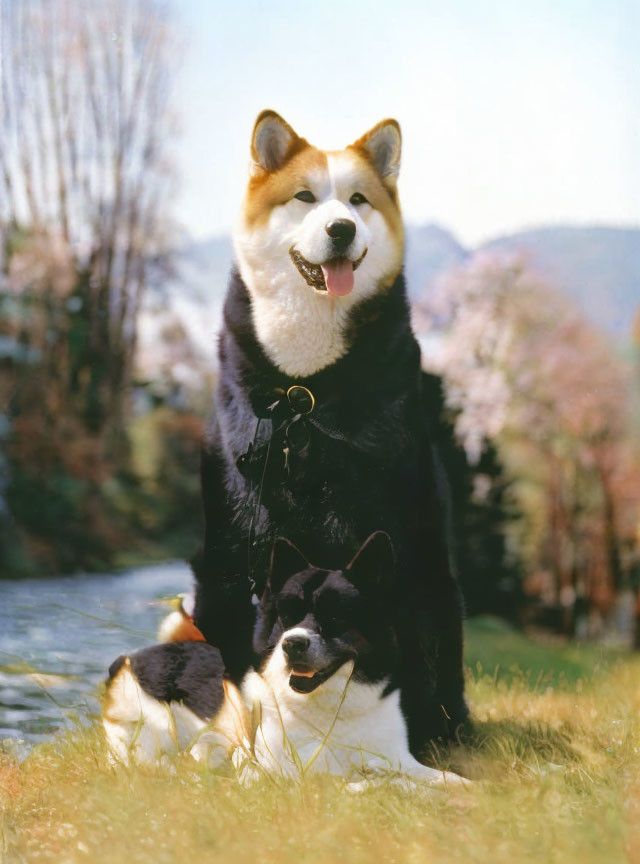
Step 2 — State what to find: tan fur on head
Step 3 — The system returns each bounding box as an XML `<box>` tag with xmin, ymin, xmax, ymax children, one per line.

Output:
<box><xmin>250</xmin><ymin>110</ymin><xmax>310</xmax><ymax>175</ymax></box>
<box><xmin>244</xmin><ymin>145</ymin><xmax>328</xmax><ymax>229</ymax></box>
<box><xmin>351</xmin><ymin>118</ymin><xmax>402</xmax><ymax>184</ymax></box>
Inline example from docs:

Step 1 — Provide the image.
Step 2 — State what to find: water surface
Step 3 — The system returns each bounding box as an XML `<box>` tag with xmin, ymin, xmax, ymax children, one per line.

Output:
<box><xmin>0</xmin><ymin>561</ymin><xmax>192</xmax><ymax>751</ymax></box>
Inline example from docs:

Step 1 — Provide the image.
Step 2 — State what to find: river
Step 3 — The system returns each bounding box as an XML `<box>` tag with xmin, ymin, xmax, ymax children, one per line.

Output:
<box><xmin>0</xmin><ymin>561</ymin><xmax>193</xmax><ymax>753</ymax></box>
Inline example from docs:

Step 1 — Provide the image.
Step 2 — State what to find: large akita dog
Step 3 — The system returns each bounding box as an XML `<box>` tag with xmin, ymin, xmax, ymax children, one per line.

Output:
<box><xmin>192</xmin><ymin>111</ymin><xmax>468</xmax><ymax>753</ymax></box>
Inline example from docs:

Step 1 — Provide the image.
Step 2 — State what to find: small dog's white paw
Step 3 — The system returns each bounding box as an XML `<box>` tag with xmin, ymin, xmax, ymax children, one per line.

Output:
<box><xmin>231</xmin><ymin>747</ymin><xmax>262</xmax><ymax>787</ymax></box>
<box><xmin>434</xmin><ymin>769</ymin><xmax>473</xmax><ymax>788</ymax></box>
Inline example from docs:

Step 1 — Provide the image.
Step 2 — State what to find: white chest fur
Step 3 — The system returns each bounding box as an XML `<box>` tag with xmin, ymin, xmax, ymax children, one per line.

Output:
<box><xmin>247</xmin><ymin>284</ymin><xmax>352</xmax><ymax>378</ymax></box>
<box><xmin>240</xmin><ymin>661</ymin><xmax>463</xmax><ymax>786</ymax></box>
<box><xmin>242</xmin><ymin>665</ymin><xmax>401</xmax><ymax>777</ymax></box>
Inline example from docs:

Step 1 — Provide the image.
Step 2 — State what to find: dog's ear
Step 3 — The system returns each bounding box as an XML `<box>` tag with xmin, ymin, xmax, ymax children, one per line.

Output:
<box><xmin>351</xmin><ymin>119</ymin><xmax>401</xmax><ymax>182</ymax></box>
<box><xmin>346</xmin><ymin>531</ymin><xmax>395</xmax><ymax>587</ymax></box>
<box><xmin>268</xmin><ymin>536</ymin><xmax>309</xmax><ymax>594</ymax></box>
<box><xmin>250</xmin><ymin>110</ymin><xmax>304</xmax><ymax>174</ymax></box>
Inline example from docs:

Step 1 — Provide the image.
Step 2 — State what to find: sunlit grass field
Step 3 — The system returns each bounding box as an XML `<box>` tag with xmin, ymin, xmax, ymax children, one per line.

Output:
<box><xmin>2</xmin><ymin>618</ymin><xmax>639</xmax><ymax>864</ymax></box>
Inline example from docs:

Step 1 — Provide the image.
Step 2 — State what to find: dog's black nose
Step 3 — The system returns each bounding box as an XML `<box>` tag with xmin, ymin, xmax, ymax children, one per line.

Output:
<box><xmin>282</xmin><ymin>634</ymin><xmax>311</xmax><ymax>658</ymax></box>
<box><xmin>325</xmin><ymin>219</ymin><xmax>356</xmax><ymax>251</ymax></box>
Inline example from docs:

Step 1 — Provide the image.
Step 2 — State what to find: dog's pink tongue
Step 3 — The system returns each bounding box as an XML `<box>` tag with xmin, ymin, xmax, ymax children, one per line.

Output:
<box><xmin>321</xmin><ymin>260</ymin><xmax>354</xmax><ymax>296</ymax></box>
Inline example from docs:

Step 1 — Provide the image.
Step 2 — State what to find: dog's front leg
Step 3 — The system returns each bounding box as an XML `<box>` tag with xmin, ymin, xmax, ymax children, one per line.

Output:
<box><xmin>192</xmin><ymin>572</ymin><xmax>256</xmax><ymax>682</ymax></box>
<box><xmin>397</xmin><ymin>754</ymin><xmax>471</xmax><ymax>788</ymax></box>
<box><xmin>346</xmin><ymin>754</ymin><xmax>471</xmax><ymax>792</ymax></box>
<box><xmin>397</xmin><ymin>578</ymin><xmax>469</xmax><ymax>754</ymax></box>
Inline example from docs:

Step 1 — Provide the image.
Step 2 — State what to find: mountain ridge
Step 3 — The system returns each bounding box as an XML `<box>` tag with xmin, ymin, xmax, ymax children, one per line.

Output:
<box><xmin>146</xmin><ymin>224</ymin><xmax>640</xmax><ymax>369</ymax></box>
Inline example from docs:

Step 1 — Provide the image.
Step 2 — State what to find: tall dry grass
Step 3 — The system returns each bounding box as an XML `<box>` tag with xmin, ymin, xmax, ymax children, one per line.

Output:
<box><xmin>2</xmin><ymin>621</ymin><xmax>638</xmax><ymax>863</ymax></box>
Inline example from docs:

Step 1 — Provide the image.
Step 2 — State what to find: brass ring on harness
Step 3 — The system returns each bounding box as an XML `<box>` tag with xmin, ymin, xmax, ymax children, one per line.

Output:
<box><xmin>286</xmin><ymin>385</ymin><xmax>315</xmax><ymax>415</ymax></box>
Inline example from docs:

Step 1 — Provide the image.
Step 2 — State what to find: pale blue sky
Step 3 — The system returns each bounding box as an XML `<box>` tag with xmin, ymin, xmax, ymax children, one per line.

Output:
<box><xmin>171</xmin><ymin>0</ymin><xmax>639</xmax><ymax>246</ymax></box>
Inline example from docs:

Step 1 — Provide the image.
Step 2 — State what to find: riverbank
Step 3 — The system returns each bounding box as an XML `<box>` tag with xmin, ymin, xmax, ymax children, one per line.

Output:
<box><xmin>0</xmin><ymin>561</ymin><xmax>193</xmax><ymax>745</ymax></box>
<box><xmin>2</xmin><ymin>620</ymin><xmax>638</xmax><ymax>863</ymax></box>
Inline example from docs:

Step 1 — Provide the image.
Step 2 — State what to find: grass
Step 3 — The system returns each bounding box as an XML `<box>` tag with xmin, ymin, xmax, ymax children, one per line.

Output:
<box><xmin>2</xmin><ymin>617</ymin><xmax>639</xmax><ymax>864</ymax></box>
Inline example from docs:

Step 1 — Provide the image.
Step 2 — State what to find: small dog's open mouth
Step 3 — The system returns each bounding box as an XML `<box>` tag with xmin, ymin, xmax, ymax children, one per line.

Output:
<box><xmin>288</xmin><ymin>661</ymin><xmax>343</xmax><ymax>694</ymax></box>
<box><xmin>289</xmin><ymin>247</ymin><xmax>367</xmax><ymax>296</ymax></box>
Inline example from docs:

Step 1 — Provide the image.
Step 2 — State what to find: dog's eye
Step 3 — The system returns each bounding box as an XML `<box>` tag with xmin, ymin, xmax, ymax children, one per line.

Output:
<box><xmin>349</xmin><ymin>192</ymin><xmax>368</xmax><ymax>206</ymax></box>
<box><xmin>277</xmin><ymin>596</ymin><xmax>304</xmax><ymax>627</ymax></box>
<box><xmin>294</xmin><ymin>190</ymin><xmax>316</xmax><ymax>203</ymax></box>
<box><xmin>321</xmin><ymin>615</ymin><xmax>347</xmax><ymax>637</ymax></box>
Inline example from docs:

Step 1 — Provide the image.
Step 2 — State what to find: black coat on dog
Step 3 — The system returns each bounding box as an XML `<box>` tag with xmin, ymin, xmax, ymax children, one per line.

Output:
<box><xmin>108</xmin><ymin>642</ymin><xmax>226</xmax><ymax>721</ymax></box>
<box><xmin>192</xmin><ymin>268</ymin><xmax>468</xmax><ymax>752</ymax></box>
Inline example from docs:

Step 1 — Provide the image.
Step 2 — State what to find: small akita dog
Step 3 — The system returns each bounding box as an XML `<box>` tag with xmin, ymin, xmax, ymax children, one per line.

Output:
<box><xmin>193</xmin><ymin>111</ymin><xmax>468</xmax><ymax>753</ymax></box>
<box><xmin>104</xmin><ymin>534</ymin><xmax>467</xmax><ymax>787</ymax></box>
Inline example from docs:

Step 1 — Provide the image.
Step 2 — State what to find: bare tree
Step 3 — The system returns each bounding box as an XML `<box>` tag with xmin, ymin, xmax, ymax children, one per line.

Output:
<box><xmin>0</xmin><ymin>0</ymin><xmax>178</xmax><ymax>442</ymax></box>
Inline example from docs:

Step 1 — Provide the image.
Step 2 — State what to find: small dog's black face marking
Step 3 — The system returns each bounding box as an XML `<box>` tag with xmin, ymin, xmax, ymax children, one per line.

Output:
<box><xmin>254</xmin><ymin>533</ymin><xmax>399</xmax><ymax>693</ymax></box>
<box><xmin>276</xmin><ymin>570</ymin><xmax>363</xmax><ymax>693</ymax></box>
